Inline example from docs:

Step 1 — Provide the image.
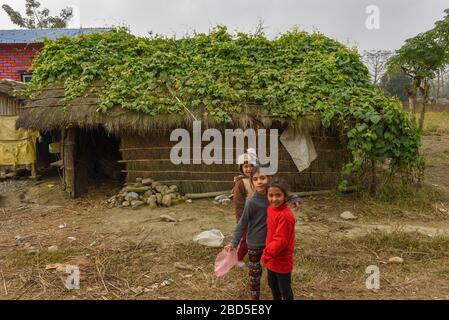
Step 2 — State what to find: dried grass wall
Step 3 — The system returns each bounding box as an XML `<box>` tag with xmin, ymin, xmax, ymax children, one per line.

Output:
<box><xmin>120</xmin><ymin>126</ymin><xmax>350</xmax><ymax>193</ymax></box>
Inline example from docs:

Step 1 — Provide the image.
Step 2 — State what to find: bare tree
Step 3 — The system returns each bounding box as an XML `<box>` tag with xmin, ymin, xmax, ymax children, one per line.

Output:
<box><xmin>362</xmin><ymin>50</ymin><xmax>393</xmax><ymax>85</ymax></box>
<box><xmin>253</xmin><ymin>17</ymin><xmax>267</xmax><ymax>36</ymax></box>
<box><xmin>2</xmin><ymin>0</ymin><xmax>73</xmax><ymax>29</ymax></box>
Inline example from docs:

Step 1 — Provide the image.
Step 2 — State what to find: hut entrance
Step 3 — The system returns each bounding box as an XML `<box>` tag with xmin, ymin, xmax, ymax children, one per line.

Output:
<box><xmin>62</xmin><ymin>126</ymin><xmax>124</xmax><ymax>198</ymax></box>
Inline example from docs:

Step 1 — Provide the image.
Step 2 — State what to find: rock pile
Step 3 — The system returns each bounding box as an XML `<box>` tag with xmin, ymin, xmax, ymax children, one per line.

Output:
<box><xmin>107</xmin><ymin>178</ymin><xmax>187</xmax><ymax>209</ymax></box>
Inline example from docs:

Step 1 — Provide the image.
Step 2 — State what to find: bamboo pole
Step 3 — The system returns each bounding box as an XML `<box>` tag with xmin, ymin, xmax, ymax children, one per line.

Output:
<box><xmin>120</xmin><ymin>170</ymin><xmax>340</xmax><ymax>174</ymax></box>
<box><xmin>120</xmin><ymin>146</ymin><xmax>345</xmax><ymax>152</ymax></box>
<box><xmin>185</xmin><ymin>191</ymin><xmax>232</xmax><ymax>199</ymax></box>
<box><xmin>185</xmin><ymin>186</ymin><xmax>361</xmax><ymax>199</ymax></box>
<box><xmin>63</xmin><ymin>128</ymin><xmax>76</xmax><ymax>198</ymax></box>
<box><xmin>118</xmin><ymin>159</ymin><xmax>303</xmax><ymax>164</ymax></box>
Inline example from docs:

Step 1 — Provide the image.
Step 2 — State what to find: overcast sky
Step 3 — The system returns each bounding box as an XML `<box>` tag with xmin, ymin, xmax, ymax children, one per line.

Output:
<box><xmin>0</xmin><ymin>0</ymin><xmax>448</xmax><ymax>51</ymax></box>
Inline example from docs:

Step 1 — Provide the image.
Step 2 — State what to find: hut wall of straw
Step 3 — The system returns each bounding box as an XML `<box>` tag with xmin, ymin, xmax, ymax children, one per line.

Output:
<box><xmin>120</xmin><ymin>126</ymin><xmax>350</xmax><ymax>193</ymax></box>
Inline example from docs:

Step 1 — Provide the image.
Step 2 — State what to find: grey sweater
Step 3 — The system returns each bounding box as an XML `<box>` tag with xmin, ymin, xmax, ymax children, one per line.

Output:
<box><xmin>231</xmin><ymin>192</ymin><xmax>269</xmax><ymax>249</ymax></box>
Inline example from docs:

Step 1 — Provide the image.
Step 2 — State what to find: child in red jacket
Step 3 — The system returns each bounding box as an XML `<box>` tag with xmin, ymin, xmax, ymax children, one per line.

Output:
<box><xmin>261</xmin><ymin>177</ymin><xmax>296</xmax><ymax>300</ymax></box>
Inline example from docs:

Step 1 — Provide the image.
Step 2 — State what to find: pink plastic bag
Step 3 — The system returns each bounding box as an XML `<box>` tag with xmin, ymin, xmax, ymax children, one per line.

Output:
<box><xmin>214</xmin><ymin>248</ymin><xmax>238</xmax><ymax>278</ymax></box>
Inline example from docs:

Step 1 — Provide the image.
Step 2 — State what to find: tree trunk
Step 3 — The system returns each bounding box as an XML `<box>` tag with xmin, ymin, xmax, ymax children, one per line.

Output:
<box><xmin>418</xmin><ymin>102</ymin><xmax>427</xmax><ymax>131</ymax></box>
<box><xmin>436</xmin><ymin>70</ymin><xmax>441</xmax><ymax>101</ymax></box>
<box><xmin>409</xmin><ymin>78</ymin><xmax>421</xmax><ymax>126</ymax></box>
<box><xmin>409</xmin><ymin>96</ymin><xmax>415</xmax><ymax>113</ymax></box>
<box><xmin>418</xmin><ymin>81</ymin><xmax>430</xmax><ymax>132</ymax></box>
<box><xmin>408</xmin><ymin>95</ymin><xmax>417</xmax><ymax>125</ymax></box>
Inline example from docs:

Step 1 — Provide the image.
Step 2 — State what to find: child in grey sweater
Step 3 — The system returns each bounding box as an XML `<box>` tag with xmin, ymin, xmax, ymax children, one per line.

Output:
<box><xmin>226</xmin><ymin>166</ymin><xmax>269</xmax><ymax>300</ymax></box>
<box><xmin>226</xmin><ymin>166</ymin><xmax>301</xmax><ymax>300</ymax></box>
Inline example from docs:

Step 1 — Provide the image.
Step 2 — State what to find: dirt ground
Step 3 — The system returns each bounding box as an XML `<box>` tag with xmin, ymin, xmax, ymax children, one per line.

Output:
<box><xmin>1</xmin><ymin>131</ymin><xmax>449</xmax><ymax>300</ymax></box>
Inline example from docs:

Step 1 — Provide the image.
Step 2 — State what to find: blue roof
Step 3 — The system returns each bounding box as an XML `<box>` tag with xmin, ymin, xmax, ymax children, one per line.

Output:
<box><xmin>0</xmin><ymin>28</ymin><xmax>112</xmax><ymax>44</ymax></box>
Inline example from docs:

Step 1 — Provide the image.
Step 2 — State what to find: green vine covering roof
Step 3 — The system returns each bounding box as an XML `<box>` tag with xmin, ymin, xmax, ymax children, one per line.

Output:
<box><xmin>24</xmin><ymin>26</ymin><xmax>423</xmax><ymax>184</ymax></box>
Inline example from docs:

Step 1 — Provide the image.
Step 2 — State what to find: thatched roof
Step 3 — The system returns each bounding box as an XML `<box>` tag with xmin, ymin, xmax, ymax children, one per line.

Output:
<box><xmin>0</xmin><ymin>79</ymin><xmax>25</xmax><ymax>100</ymax></box>
<box><xmin>17</xmin><ymin>85</ymin><xmax>322</xmax><ymax>135</ymax></box>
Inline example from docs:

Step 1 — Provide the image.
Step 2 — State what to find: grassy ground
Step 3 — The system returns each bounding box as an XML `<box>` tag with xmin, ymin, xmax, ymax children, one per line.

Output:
<box><xmin>422</xmin><ymin>111</ymin><xmax>449</xmax><ymax>135</ymax></box>
<box><xmin>1</xmin><ymin>111</ymin><xmax>449</xmax><ymax>300</ymax></box>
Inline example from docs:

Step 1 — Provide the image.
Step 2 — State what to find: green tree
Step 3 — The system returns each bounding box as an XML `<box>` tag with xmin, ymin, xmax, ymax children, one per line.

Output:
<box><xmin>2</xmin><ymin>0</ymin><xmax>73</xmax><ymax>29</ymax></box>
<box><xmin>389</xmin><ymin>9</ymin><xmax>449</xmax><ymax>131</ymax></box>
<box><xmin>379</xmin><ymin>66</ymin><xmax>412</xmax><ymax>102</ymax></box>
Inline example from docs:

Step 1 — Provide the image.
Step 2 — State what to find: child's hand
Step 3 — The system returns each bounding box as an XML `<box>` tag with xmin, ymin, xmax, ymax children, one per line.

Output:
<box><xmin>291</xmin><ymin>201</ymin><xmax>301</xmax><ymax>212</ymax></box>
<box><xmin>289</xmin><ymin>194</ymin><xmax>301</xmax><ymax>212</ymax></box>
<box><xmin>224</xmin><ymin>244</ymin><xmax>236</xmax><ymax>252</ymax></box>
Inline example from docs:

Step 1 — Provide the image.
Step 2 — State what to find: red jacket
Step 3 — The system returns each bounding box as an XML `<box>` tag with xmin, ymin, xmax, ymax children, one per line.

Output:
<box><xmin>261</xmin><ymin>203</ymin><xmax>296</xmax><ymax>274</ymax></box>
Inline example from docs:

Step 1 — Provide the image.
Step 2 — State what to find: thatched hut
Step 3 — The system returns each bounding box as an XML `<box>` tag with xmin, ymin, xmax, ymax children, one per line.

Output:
<box><xmin>16</xmin><ymin>28</ymin><xmax>418</xmax><ymax>197</ymax></box>
<box><xmin>17</xmin><ymin>84</ymin><xmax>350</xmax><ymax>196</ymax></box>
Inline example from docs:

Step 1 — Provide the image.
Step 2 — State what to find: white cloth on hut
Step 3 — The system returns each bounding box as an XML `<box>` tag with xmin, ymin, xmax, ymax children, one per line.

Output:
<box><xmin>280</xmin><ymin>124</ymin><xmax>317</xmax><ymax>173</ymax></box>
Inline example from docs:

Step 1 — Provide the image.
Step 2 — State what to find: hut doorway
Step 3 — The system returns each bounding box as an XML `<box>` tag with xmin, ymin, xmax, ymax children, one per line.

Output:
<box><xmin>62</xmin><ymin>126</ymin><xmax>124</xmax><ymax>198</ymax></box>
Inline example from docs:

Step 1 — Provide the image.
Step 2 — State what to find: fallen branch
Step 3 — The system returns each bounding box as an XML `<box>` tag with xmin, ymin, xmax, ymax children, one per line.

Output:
<box><xmin>305</xmin><ymin>254</ymin><xmax>348</xmax><ymax>260</ymax></box>
<box><xmin>185</xmin><ymin>191</ymin><xmax>231</xmax><ymax>199</ymax></box>
<box><xmin>382</xmin><ymin>277</ymin><xmax>402</xmax><ymax>292</ymax></box>
<box><xmin>185</xmin><ymin>186</ymin><xmax>362</xmax><ymax>199</ymax></box>
<box><xmin>95</xmin><ymin>258</ymin><xmax>109</xmax><ymax>293</ymax></box>
<box><xmin>134</xmin><ymin>232</ymin><xmax>152</xmax><ymax>251</ymax></box>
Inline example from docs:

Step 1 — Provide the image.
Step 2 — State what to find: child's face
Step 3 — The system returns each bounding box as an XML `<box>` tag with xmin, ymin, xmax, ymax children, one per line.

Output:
<box><xmin>267</xmin><ymin>186</ymin><xmax>286</xmax><ymax>207</ymax></box>
<box><xmin>242</xmin><ymin>163</ymin><xmax>253</xmax><ymax>176</ymax></box>
<box><xmin>251</xmin><ymin>172</ymin><xmax>269</xmax><ymax>193</ymax></box>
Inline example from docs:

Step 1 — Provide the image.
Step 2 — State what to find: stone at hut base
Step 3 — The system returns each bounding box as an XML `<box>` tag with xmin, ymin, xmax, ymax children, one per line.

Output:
<box><xmin>162</xmin><ymin>194</ymin><xmax>173</xmax><ymax>207</ymax></box>
<box><xmin>131</xmin><ymin>200</ymin><xmax>145</xmax><ymax>209</ymax></box>
<box><xmin>125</xmin><ymin>186</ymin><xmax>150</xmax><ymax>193</ymax></box>
<box><xmin>147</xmin><ymin>195</ymin><xmax>157</xmax><ymax>209</ymax></box>
<box><xmin>156</xmin><ymin>193</ymin><xmax>162</xmax><ymax>205</ymax></box>
<box><xmin>142</xmin><ymin>178</ymin><xmax>154</xmax><ymax>186</ymax></box>
<box><xmin>155</xmin><ymin>185</ymin><xmax>168</xmax><ymax>194</ymax></box>
<box><xmin>144</xmin><ymin>190</ymin><xmax>153</xmax><ymax>198</ymax></box>
<box><xmin>125</xmin><ymin>192</ymin><xmax>139</xmax><ymax>202</ymax></box>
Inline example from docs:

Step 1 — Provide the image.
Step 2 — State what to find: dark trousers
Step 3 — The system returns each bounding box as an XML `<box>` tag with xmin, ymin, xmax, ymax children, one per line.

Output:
<box><xmin>247</xmin><ymin>248</ymin><xmax>264</xmax><ymax>300</ymax></box>
<box><xmin>267</xmin><ymin>269</ymin><xmax>294</xmax><ymax>300</ymax></box>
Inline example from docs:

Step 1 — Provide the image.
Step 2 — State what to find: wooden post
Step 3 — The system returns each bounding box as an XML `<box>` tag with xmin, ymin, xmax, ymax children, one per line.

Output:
<box><xmin>30</xmin><ymin>163</ymin><xmax>36</xmax><ymax>177</ymax></box>
<box><xmin>63</xmin><ymin>127</ymin><xmax>76</xmax><ymax>198</ymax></box>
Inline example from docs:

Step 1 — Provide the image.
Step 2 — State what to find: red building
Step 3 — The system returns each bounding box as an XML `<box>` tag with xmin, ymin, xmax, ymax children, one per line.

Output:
<box><xmin>0</xmin><ymin>28</ymin><xmax>111</xmax><ymax>82</ymax></box>
<box><xmin>0</xmin><ymin>43</ymin><xmax>41</xmax><ymax>82</ymax></box>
